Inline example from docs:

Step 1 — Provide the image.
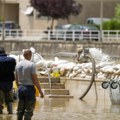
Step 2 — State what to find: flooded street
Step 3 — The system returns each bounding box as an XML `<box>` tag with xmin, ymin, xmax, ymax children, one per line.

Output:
<box><xmin>1</xmin><ymin>80</ymin><xmax>120</xmax><ymax>120</ymax></box>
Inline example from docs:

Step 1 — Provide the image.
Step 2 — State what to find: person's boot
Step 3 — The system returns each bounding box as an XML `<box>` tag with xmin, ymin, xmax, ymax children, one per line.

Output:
<box><xmin>24</xmin><ymin>113</ymin><xmax>31</xmax><ymax>120</ymax></box>
<box><xmin>0</xmin><ymin>105</ymin><xmax>3</xmax><ymax>114</ymax></box>
<box><xmin>7</xmin><ymin>102</ymin><xmax>13</xmax><ymax>114</ymax></box>
<box><xmin>17</xmin><ymin>115</ymin><xmax>23</xmax><ymax>120</ymax></box>
<box><xmin>24</xmin><ymin>116</ymin><xmax>31</xmax><ymax>120</ymax></box>
<box><xmin>17</xmin><ymin>112</ymin><xmax>24</xmax><ymax>120</ymax></box>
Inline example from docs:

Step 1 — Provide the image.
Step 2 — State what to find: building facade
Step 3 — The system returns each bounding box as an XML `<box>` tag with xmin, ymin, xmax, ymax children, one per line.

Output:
<box><xmin>0</xmin><ymin>0</ymin><xmax>120</xmax><ymax>29</ymax></box>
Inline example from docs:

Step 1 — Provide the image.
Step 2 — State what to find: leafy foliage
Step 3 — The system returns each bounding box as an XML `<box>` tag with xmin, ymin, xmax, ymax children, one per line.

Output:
<box><xmin>0</xmin><ymin>16</ymin><xmax>3</xmax><ymax>22</ymax></box>
<box><xmin>102</xmin><ymin>3</ymin><xmax>120</xmax><ymax>30</ymax></box>
<box><xmin>30</xmin><ymin>0</ymin><xmax>82</xmax><ymax>19</ymax></box>
<box><xmin>115</xmin><ymin>3</ymin><xmax>120</xmax><ymax>20</ymax></box>
<box><xmin>103</xmin><ymin>19</ymin><xmax>120</xmax><ymax>30</ymax></box>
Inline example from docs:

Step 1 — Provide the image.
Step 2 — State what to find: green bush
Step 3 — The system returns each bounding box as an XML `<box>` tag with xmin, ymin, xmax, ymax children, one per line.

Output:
<box><xmin>103</xmin><ymin>19</ymin><xmax>120</xmax><ymax>30</ymax></box>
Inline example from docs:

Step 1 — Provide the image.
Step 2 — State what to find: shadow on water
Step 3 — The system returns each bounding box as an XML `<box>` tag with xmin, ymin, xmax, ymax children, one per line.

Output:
<box><xmin>110</xmin><ymin>104</ymin><xmax>120</xmax><ymax>113</ymax></box>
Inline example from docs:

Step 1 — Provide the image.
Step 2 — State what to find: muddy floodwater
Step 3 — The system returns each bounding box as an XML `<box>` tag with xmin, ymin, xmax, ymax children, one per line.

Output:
<box><xmin>1</xmin><ymin>80</ymin><xmax>120</xmax><ymax>120</ymax></box>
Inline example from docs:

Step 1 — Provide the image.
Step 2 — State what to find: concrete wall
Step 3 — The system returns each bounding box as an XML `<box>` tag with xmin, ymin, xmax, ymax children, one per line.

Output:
<box><xmin>0</xmin><ymin>40</ymin><xmax>120</xmax><ymax>58</ymax></box>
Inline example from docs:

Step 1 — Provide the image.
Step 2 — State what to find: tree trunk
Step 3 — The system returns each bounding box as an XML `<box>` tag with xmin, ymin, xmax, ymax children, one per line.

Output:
<box><xmin>66</xmin><ymin>18</ymin><xmax>71</xmax><ymax>24</ymax></box>
<box><xmin>51</xmin><ymin>18</ymin><xmax>54</xmax><ymax>29</ymax></box>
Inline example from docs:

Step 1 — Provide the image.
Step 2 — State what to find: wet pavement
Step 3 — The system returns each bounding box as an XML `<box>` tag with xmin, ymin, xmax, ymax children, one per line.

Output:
<box><xmin>1</xmin><ymin>80</ymin><xmax>120</xmax><ymax>120</ymax></box>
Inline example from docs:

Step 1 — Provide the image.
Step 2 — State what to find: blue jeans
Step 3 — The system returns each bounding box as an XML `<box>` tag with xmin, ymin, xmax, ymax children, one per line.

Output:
<box><xmin>17</xmin><ymin>85</ymin><xmax>36</xmax><ymax>120</ymax></box>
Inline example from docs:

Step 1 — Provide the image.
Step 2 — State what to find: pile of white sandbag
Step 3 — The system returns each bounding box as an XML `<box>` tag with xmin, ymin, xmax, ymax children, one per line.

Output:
<box><xmin>8</xmin><ymin>47</ymin><xmax>120</xmax><ymax>80</ymax></box>
<box><xmin>35</xmin><ymin>56</ymin><xmax>118</xmax><ymax>80</ymax></box>
<box><xmin>35</xmin><ymin>57</ymin><xmax>120</xmax><ymax>81</ymax></box>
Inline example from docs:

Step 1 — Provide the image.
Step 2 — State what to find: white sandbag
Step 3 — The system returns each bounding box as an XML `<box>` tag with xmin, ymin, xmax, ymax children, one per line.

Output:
<box><xmin>76</xmin><ymin>69</ymin><xmax>82</xmax><ymax>74</ymax></box>
<box><xmin>9</xmin><ymin>54</ymin><xmax>23</xmax><ymax>63</ymax></box>
<box><xmin>35</xmin><ymin>60</ymin><xmax>45</xmax><ymax>68</ymax></box>
<box><xmin>73</xmin><ymin>66</ymin><xmax>80</xmax><ymax>71</ymax></box>
<box><xmin>82</xmin><ymin>62</ymin><xmax>92</xmax><ymax>69</ymax></box>
<box><xmin>100</xmin><ymin>65</ymin><xmax>114</xmax><ymax>73</ymax></box>
<box><xmin>114</xmin><ymin>64</ymin><xmax>120</xmax><ymax>70</ymax></box>
<box><xmin>51</xmin><ymin>60</ymin><xmax>68</xmax><ymax>67</ymax></box>
<box><xmin>55</xmin><ymin>62</ymin><xmax>74</xmax><ymax>73</ymax></box>
<box><xmin>32</xmin><ymin>54</ymin><xmax>41</xmax><ymax>63</ymax></box>
<box><xmin>96</xmin><ymin>62</ymin><xmax>114</xmax><ymax>69</ymax></box>
<box><xmin>45</xmin><ymin>60</ymin><xmax>53</xmax><ymax>67</ymax></box>
<box><xmin>57</xmin><ymin>63</ymin><xmax>69</xmax><ymax>69</ymax></box>
<box><xmin>65</xmin><ymin>62</ymin><xmax>76</xmax><ymax>70</ymax></box>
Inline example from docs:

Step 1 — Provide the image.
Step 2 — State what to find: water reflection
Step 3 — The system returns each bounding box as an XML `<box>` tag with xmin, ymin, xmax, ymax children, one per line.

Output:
<box><xmin>35</xmin><ymin>98</ymin><xmax>70</xmax><ymax>112</ymax></box>
<box><xmin>110</xmin><ymin>104</ymin><xmax>120</xmax><ymax>113</ymax></box>
<box><xmin>0</xmin><ymin>97</ymin><xmax>120</xmax><ymax>120</ymax></box>
<box><xmin>1</xmin><ymin>81</ymin><xmax>120</xmax><ymax>120</ymax></box>
<box><xmin>0</xmin><ymin>115</ymin><xmax>13</xmax><ymax>120</ymax></box>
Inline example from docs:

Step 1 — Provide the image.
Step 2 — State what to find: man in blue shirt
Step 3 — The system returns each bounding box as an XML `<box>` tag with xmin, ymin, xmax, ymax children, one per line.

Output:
<box><xmin>0</xmin><ymin>47</ymin><xmax>16</xmax><ymax>114</ymax></box>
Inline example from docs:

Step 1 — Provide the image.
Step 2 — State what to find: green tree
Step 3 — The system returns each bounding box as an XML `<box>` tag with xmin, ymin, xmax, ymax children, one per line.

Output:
<box><xmin>102</xmin><ymin>3</ymin><xmax>120</xmax><ymax>30</ymax></box>
<box><xmin>30</xmin><ymin>0</ymin><xmax>82</xmax><ymax>29</ymax></box>
<box><xmin>0</xmin><ymin>16</ymin><xmax>2</xmax><ymax>22</ymax></box>
<box><xmin>115</xmin><ymin>3</ymin><xmax>120</xmax><ymax>21</ymax></box>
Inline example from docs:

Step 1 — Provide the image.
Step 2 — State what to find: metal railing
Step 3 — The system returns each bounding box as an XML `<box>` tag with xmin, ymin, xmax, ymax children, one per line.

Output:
<box><xmin>1</xmin><ymin>29</ymin><xmax>120</xmax><ymax>41</ymax></box>
<box><xmin>102</xmin><ymin>30</ymin><xmax>120</xmax><ymax>42</ymax></box>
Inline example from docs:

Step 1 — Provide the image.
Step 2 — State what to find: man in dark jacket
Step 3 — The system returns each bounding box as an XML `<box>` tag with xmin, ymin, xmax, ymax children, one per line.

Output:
<box><xmin>0</xmin><ymin>47</ymin><xmax>16</xmax><ymax>114</ymax></box>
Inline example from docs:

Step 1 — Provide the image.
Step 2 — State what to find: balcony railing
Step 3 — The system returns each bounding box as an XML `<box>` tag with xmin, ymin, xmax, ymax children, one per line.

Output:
<box><xmin>0</xmin><ymin>29</ymin><xmax>120</xmax><ymax>42</ymax></box>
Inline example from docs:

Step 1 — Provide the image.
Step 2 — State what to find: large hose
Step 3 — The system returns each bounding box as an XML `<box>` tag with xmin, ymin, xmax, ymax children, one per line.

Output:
<box><xmin>79</xmin><ymin>54</ymin><xmax>96</xmax><ymax>100</ymax></box>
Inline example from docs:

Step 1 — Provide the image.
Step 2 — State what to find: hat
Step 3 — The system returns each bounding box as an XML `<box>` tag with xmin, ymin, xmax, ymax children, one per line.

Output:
<box><xmin>0</xmin><ymin>47</ymin><xmax>5</xmax><ymax>54</ymax></box>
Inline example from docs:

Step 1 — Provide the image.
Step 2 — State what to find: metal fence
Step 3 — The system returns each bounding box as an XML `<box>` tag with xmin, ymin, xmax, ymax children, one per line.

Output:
<box><xmin>0</xmin><ymin>29</ymin><xmax>120</xmax><ymax>41</ymax></box>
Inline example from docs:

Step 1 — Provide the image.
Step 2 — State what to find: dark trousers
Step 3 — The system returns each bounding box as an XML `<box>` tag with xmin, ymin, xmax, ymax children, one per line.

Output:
<box><xmin>0</xmin><ymin>90</ymin><xmax>13</xmax><ymax>114</ymax></box>
<box><xmin>0</xmin><ymin>82</ymin><xmax>13</xmax><ymax>104</ymax></box>
<box><xmin>17</xmin><ymin>85</ymin><xmax>36</xmax><ymax>120</ymax></box>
